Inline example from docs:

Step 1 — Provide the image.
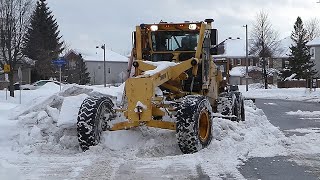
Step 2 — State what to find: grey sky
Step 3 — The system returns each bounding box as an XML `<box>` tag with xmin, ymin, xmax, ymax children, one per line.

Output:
<box><xmin>48</xmin><ymin>0</ymin><xmax>320</xmax><ymax>56</ymax></box>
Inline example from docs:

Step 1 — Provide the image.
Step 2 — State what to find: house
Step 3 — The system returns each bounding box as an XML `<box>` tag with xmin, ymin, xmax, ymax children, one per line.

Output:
<box><xmin>0</xmin><ymin>59</ymin><xmax>33</xmax><ymax>90</ymax></box>
<box><xmin>82</xmin><ymin>49</ymin><xmax>128</xmax><ymax>85</ymax></box>
<box><xmin>63</xmin><ymin>50</ymin><xmax>79</xmax><ymax>69</ymax></box>
<box><xmin>212</xmin><ymin>37</ymin><xmax>292</xmax><ymax>85</ymax></box>
<box><xmin>273</xmin><ymin>37</ymin><xmax>293</xmax><ymax>70</ymax></box>
<box><xmin>306</xmin><ymin>37</ymin><xmax>320</xmax><ymax>78</ymax></box>
<box><xmin>213</xmin><ymin>38</ymin><xmax>260</xmax><ymax>85</ymax></box>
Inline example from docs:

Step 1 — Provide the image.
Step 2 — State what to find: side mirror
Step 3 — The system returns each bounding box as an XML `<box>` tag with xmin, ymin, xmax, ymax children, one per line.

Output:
<box><xmin>210</xmin><ymin>29</ymin><xmax>218</xmax><ymax>46</ymax></box>
<box><xmin>210</xmin><ymin>29</ymin><xmax>218</xmax><ymax>55</ymax></box>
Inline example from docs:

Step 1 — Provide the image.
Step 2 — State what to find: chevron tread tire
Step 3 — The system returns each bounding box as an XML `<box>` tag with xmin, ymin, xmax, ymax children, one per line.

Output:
<box><xmin>77</xmin><ymin>96</ymin><xmax>114</xmax><ymax>151</ymax></box>
<box><xmin>176</xmin><ymin>95</ymin><xmax>213</xmax><ymax>154</ymax></box>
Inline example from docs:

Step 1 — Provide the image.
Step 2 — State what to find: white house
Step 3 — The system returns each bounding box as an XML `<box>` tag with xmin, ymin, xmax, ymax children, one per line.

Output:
<box><xmin>82</xmin><ymin>49</ymin><xmax>129</xmax><ymax>85</ymax></box>
<box><xmin>306</xmin><ymin>37</ymin><xmax>320</xmax><ymax>78</ymax></box>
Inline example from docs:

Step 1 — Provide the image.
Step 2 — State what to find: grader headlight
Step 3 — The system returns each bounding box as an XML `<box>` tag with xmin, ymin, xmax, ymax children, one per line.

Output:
<box><xmin>188</xmin><ymin>24</ymin><xmax>197</xmax><ymax>30</ymax></box>
<box><xmin>150</xmin><ymin>25</ymin><xmax>158</xmax><ymax>31</ymax></box>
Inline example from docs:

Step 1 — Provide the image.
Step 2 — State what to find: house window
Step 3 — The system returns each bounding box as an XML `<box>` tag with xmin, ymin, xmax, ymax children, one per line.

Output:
<box><xmin>237</xmin><ymin>59</ymin><xmax>241</xmax><ymax>65</ymax></box>
<box><xmin>229</xmin><ymin>59</ymin><xmax>233</xmax><ymax>65</ymax></box>
<box><xmin>284</xmin><ymin>60</ymin><xmax>289</xmax><ymax>68</ymax></box>
<box><xmin>268</xmin><ymin>59</ymin><xmax>273</xmax><ymax>68</ymax></box>
<box><xmin>310</xmin><ymin>47</ymin><xmax>315</xmax><ymax>60</ymax></box>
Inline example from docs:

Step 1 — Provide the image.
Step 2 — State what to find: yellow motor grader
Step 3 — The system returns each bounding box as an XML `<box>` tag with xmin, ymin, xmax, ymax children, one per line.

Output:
<box><xmin>77</xmin><ymin>19</ymin><xmax>245</xmax><ymax>154</ymax></box>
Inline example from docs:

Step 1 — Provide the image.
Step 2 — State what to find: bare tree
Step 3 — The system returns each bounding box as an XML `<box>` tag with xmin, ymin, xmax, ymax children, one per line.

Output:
<box><xmin>305</xmin><ymin>18</ymin><xmax>320</xmax><ymax>41</ymax></box>
<box><xmin>250</xmin><ymin>11</ymin><xmax>280</xmax><ymax>89</ymax></box>
<box><xmin>0</xmin><ymin>0</ymin><xmax>33</xmax><ymax>97</ymax></box>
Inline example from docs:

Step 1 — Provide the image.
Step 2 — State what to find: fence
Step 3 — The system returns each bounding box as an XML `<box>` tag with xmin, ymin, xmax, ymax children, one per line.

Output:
<box><xmin>277</xmin><ymin>79</ymin><xmax>320</xmax><ymax>88</ymax></box>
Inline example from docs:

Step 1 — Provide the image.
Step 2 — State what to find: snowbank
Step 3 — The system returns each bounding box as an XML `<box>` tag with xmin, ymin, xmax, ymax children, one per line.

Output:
<box><xmin>239</xmin><ymin>85</ymin><xmax>320</xmax><ymax>102</ymax></box>
<box><xmin>286</xmin><ymin>110</ymin><xmax>320</xmax><ymax>117</ymax></box>
<box><xmin>5</xmin><ymin>84</ymin><xmax>124</xmax><ymax>154</ymax></box>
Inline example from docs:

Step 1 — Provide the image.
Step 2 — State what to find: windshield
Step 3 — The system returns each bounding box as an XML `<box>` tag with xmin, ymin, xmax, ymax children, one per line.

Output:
<box><xmin>151</xmin><ymin>31</ymin><xmax>199</xmax><ymax>52</ymax></box>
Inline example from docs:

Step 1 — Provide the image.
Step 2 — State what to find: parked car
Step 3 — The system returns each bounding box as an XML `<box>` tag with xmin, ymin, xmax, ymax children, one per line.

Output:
<box><xmin>20</xmin><ymin>80</ymin><xmax>61</xmax><ymax>90</ymax></box>
<box><xmin>7</xmin><ymin>82</ymin><xmax>21</xmax><ymax>90</ymax></box>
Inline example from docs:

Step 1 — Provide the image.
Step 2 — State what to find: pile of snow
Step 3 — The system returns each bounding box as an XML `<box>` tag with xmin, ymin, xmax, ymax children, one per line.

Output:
<box><xmin>5</xmin><ymin>84</ymin><xmax>124</xmax><ymax>154</ymax></box>
<box><xmin>239</xmin><ymin>85</ymin><xmax>320</xmax><ymax>102</ymax></box>
<box><xmin>230</xmin><ymin>66</ymin><xmax>278</xmax><ymax>77</ymax></box>
<box><xmin>284</xmin><ymin>73</ymin><xmax>296</xmax><ymax>81</ymax></box>
<box><xmin>229</xmin><ymin>66</ymin><xmax>259</xmax><ymax>77</ymax></box>
<box><xmin>286</xmin><ymin>110</ymin><xmax>320</xmax><ymax>117</ymax></box>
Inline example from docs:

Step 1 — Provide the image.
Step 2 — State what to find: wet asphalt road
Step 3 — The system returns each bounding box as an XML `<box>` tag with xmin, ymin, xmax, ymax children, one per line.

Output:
<box><xmin>255</xmin><ymin>99</ymin><xmax>320</xmax><ymax>132</ymax></box>
<box><xmin>239</xmin><ymin>99</ymin><xmax>320</xmax><ymax>180</ymax></box>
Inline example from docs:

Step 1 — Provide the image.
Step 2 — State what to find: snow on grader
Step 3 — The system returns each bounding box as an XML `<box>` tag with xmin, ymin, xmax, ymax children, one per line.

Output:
<box><xmin>77</xmin><ymin>19</ymin><xmax>245</xmax><ymax>154</ymax></box>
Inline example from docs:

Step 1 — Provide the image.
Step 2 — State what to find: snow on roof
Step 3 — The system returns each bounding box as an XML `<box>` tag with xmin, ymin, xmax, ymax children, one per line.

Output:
<box><xmin>306</xmin><ymin>37</ymin><xmax>320</xmax><ymax>46</ymax></box>
<box><xmin>275</xmin><ymin>37</ymin><xmax>294</xmax><ymax>58</ymax></box>
<box><xmin>81</xmin><ymin>48</ymin><xmax>128</xmax><ymax>63</ymax></box>
<box><xmin>213</xmin><ymin>37</ymin><xmax>294</xmax><ymax>59</ymax></box>
<box><xmin>213</xmin><ymin>38</ymin><xmax>247</xmax><ymax>58</ymax></box>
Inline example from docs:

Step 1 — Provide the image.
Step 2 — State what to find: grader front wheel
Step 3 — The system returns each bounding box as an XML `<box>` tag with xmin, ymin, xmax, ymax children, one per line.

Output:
<box><xmin>176</xmin><ymin>95</ymin><xmax>213</xmax><ymax>154</ymax></box>
<box><xmin>77</xmin><ymin>96</ymin><xmax>115</xmax><ymax>151</ymax></box>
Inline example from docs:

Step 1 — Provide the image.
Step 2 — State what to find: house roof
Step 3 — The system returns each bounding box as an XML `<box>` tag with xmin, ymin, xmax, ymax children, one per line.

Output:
<box><xmin>306</xmin><ymin>37</ymin><xmax>320</xmax><ymax>46</ymax></box>
<box><xmin>274</xmin><ymin>36</ymin><xmax>294</xmax><ymax>58</ymax></box>
<box><xmin>213</xmin><ymin>38</ymin><xmax>248</xmax><ymax>59</ymax></box>
<box><xmin>82</xmin><ymin>49</ymin><xmax>128</xmax><ymax>63</ymax></box>
<box><xmin>213</xmin><ymin>37</ymin><xmax>294</xmax><ymax>59</ymax></box>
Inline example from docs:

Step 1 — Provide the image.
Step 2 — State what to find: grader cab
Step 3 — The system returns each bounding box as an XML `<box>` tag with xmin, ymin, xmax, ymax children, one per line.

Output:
<box><xmin>77</xmin><ymin>19</ymin><xmax>245</xmax><ymax>154</ymax></box>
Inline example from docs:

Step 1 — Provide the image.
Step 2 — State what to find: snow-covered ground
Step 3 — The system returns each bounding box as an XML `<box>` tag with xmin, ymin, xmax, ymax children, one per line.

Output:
<box><xmin>239</xmin><ymin>84</ymin><xmax>320</xmax><ymax>102</ymax></box>
<box><xmin>0</xmin><ymin>83</ymin><xmax>319</xmax><ymax>179</ymax></box>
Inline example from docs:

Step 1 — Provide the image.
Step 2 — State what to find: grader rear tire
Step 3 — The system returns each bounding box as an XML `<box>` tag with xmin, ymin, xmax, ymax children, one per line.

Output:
<box><xmin>240</xmin><ymin>98</ymin><xmax>245</xmax><ymax>121</ymax></box>
<box><xmin>217</xmin><ymin>92</ymin><xmax>239</xmax><ymax>121</ymax></box>
<box><xmin>176</xmin><ymin>95</ymin><xmax>213</xmax><ymax>154</ymax></box>
<box><xmin>77</xmin><ymin>96</ymin><xmax>114</xmax><ymax>151</ymax></box>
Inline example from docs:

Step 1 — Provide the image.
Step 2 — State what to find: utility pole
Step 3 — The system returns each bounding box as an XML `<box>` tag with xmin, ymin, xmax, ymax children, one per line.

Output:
<box><xmin>261</xmin><ymin>29</ymin><xmax>268</xmax><ymax>89</ymax></box>
<box><xmin>59</xmin><ymin>66</ymin><xmax>62</xmax><ymax>91</ymax></box>
<box><xmin>103</xmin><ymin>44</ymin><xmax>106</xmax><ymax>87</ymax></box>
<box><xmin>243</xmin><ymin>25</ymin><xmax>249</xmax><ymax>91</ymax></box>
<box><xmin>97</xmin><ymin>44</ymin><xmax>107</xmax><ymax>87</ymax></box>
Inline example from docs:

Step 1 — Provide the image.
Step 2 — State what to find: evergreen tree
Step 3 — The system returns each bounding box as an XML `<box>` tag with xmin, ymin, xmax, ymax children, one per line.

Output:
<box><xmin>76</xmin><ymin>54</ymin><xmax>90</xmax><ymax>85</ymax></box>
<box><xmin>286</xmin><ymin>17</ymin><xmax>317</xmax><ymax>80</ymax></box>
<box><xmin>66</xmin><ymin>54</ymin><xmax>90</xmax><ymax>85</ymax></box>
<box><xmin>23</xmin><ymin>0</ymin><xmax>64</xmax><ymax>81</ymax></box>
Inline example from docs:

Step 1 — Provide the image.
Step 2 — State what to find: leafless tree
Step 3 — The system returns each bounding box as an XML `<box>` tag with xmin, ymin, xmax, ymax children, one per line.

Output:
<box><xmin>0</xmin><ymin>0</ymin><xmax>33</xmax><ymax>97</ymax></box>
<box><xmin>250</xmin><ymin>11</ymin><xmax>280</xmax><ymax>89</ymax></box>
<box><xmin>305</xmin><ymin>18</ymin><xmax>320</xmax><ymax>41</ymax></box>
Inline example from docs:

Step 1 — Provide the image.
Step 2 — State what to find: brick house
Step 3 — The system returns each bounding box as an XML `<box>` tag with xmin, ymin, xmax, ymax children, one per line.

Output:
<box><xmin>212</xmin><ymin>37</ymin><xmax>291</xmax><ymax>85</ymax></box>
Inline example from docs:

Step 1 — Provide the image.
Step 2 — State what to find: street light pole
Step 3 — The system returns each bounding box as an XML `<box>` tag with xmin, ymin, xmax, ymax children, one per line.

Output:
<box><xmin>103</xmin><ymin>44</ymin><xmax>106</xmax><ymax>87</ymax></box>
<box><xmin>243</xmin><ymin>24</ymin><xmax>249</xmax><ymax>91</ymax></box>
<box><xmin>97</xmin><ymin>44</ymin><xmax>107</xmax><ymax>87</ymax></box>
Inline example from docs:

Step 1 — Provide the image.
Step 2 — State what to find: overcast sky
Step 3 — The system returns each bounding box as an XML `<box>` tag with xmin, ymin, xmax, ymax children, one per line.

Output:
<box><xmin>47</xmin><ymin>0</ymin><xmax>320</xmax><ymax>56</ymax></box>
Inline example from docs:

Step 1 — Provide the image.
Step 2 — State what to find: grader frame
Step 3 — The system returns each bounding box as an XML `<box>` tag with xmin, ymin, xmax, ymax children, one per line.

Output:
<box><xmin>76</xmin><ymin>19</ymin><xmax>244</xmax><ymax>153</ymax></box>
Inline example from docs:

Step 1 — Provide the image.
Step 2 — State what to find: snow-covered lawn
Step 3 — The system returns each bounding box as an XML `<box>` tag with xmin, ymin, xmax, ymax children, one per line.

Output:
<box><xmin>0</xmin><ymin>83</ymin><xmax>319</xmax><ymax>179</ymax></box>
<box><xmin>239</xmin><ymin>84</ymin><xmax>320</xmax><ymax>102</ymax></box>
